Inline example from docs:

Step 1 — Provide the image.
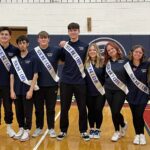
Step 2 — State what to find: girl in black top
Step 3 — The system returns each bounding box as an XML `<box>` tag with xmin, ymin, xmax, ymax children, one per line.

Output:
<box><xmin>85</xmin><ymin>43</ymin><xmax>105</xmax><ymax>139</ymax></box>
<box><xmin>125</xmin><ymin>45</ymin><xmax>150</xmax><ymax>145</ymax></box>
<box><xmin>104</xmin><ymin>42</ymin><xmax>128</xmax><ymax>142</ymax></box>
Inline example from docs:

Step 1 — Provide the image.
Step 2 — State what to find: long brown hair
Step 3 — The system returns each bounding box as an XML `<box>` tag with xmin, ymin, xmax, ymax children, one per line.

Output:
<box><xmin>128</xmin><ymin>45</ymin><xmax>145</xmax><ymax>63</ymax></box>
<box><xmin>104</xmin><ymin>42</ymin><xmax>123</xmax><ymax>64</ymax></box>
<box><xmin>84</xmin><ymin>43</ymin><xmax>104</xmax><ymax>68</ymax></box>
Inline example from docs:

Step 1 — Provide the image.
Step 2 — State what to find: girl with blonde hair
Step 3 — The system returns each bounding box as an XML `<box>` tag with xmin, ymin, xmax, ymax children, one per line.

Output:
<box><xmin>85</xmin><ymin>43</ymin><xmax>105</xmax><ymax>139</ymax></box>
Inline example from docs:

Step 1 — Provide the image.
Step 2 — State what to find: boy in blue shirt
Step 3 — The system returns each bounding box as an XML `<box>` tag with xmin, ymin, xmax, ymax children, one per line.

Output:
<box><xmin>0</xmin><ymin>27</ymin><xmax>18</xmax><ymax>137</ymax></box>
<box><xmin>10</xmin><ymin>35</ymin><xmax>38</xmax><ymax>141</ymax></box>
<box><xmin>32</xmin><ymin>31</ymin><xmax>62</xmax><ymax>138</ymax></box>
<box><xmin>57</xmin><ymin>22</ymin><xmax>90</xmax><ymax>141</ymax></box>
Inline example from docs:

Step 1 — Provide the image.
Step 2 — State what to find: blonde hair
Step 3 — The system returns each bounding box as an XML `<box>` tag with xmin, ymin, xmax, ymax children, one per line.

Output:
<box><xmin>85</xmin><ymin>43</ymin><xmax>104</xmax><ymax>68</ymax></box>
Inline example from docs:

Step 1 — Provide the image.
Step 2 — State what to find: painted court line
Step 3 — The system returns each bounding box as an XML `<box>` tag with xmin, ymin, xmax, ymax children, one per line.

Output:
<box><xmin>33</xmin><ymin>111</ymin><xmax>60</xmax><ymax>150</ymax></box>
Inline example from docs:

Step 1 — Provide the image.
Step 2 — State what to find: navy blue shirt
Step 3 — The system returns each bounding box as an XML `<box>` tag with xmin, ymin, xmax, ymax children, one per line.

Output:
<box><xmin>85</xmin><ymin>64</ymin><xmax>105</xmax><ymax>96</ymax></box>
<box><xmin>60</xmin><ymin>40</ymin><xmax>88</xmax><ymax>84</ymax></box>
<box><xmin>10</xmin><ymin>52</ymin><xmax>38</xmax><ymax>96</ymax></box>
<box><xmin>31</xmin><ymin>46</ymin><xmax>62</xmax><ymax>87</ymax></box>
<box><xmin>104</xmin><ymin>58</ymin><xmax>128</xmax><ymax>90</ymax></box>
<box><xmin>127</xmin><ymin>61</ymin><xmax>149</xmax><ymax>105</ymax></box>
<box><xmin>0</xmin><ymin>44</ymin><xmax>19</xmax><ymax>86</ymax></box>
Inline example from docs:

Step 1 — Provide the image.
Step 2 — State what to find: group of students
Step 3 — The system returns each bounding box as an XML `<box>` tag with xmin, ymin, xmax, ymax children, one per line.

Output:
<box><xmin>85</xmin><ymin>42</ymin><xmax>150</xmax><ymax>145</ymax></box>
<box><xmin>0</xmin><ymin>23</ymin><xmax>149</xmax><ymax>145</ymax></box>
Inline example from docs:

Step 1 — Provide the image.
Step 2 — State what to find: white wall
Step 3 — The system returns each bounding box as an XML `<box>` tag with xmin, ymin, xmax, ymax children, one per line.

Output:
<box><xmin>0</xmin><ymin>3</ymin><xmax>150</xmax><ymax>34</ymax></box>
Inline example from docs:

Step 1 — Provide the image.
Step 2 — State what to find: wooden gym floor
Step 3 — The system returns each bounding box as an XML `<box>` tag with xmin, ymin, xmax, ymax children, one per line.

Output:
<box><xmin>0</xmin><ymin>102</ymin><xmax>149</xmax><ymax>150</ymax></box>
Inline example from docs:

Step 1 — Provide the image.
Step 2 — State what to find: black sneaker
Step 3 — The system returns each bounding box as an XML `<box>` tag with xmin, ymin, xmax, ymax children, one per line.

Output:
<box><xmin>81</xmin><ymin>132</ymin><xmax>90</xmax><ymax>141</ymax></box>
<box><xmin>57</xmin><ymin>132</ymin><xmax>67</xmax><ymax>140</ymax></box>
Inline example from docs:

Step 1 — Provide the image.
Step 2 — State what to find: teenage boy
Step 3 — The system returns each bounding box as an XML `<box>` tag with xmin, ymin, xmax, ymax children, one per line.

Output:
<box><xmin>0</xmin><ymin>27</ymin><xmax>18</xmax><ymax>137</ymax></box>
<box><xmin>57</xmin><ymin>22</ymin><xmax>90</xmax><ymax>141</ymax></box>
<box><xmin>32</xmin><ymin>31</ymin><xmax>62</xmax><ymax>138</ymax></box>
<box><xmin>10</xmin><ymin>35</ymin><xmax>38</xmax><ymax>141</ymax></box>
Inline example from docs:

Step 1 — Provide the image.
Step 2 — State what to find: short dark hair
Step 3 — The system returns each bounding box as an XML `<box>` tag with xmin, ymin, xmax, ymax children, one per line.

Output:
<box><xmin>16</xmin><ymin>35</ymin><xmax>29</xmax><ymax>44</ymax></box>
<box><xmin>68</xmin><ymin>22</ymin><xmax>80</xmax><ymax>30</ymax></box>
<box><xmin>38</xmin><ymin>31</ymin><xmax>49</xmax><ymax>38</ymax></box>
<box><xmin>0</xmin><ymin>26</ymin><xmax>12</xmax><ymax>35</ymax></box>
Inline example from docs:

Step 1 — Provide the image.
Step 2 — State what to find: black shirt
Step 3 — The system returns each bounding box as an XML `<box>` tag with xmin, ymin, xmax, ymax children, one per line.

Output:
<box><xmin>104</xmin><ymin>58</ymin><xmax>128</xmax><ymax>90</ymax></box>
<box><xmin>60</xmin><ymin>40</ymin><xmax>88</xmax><ymax>84</ymax></box>
<box><xmin>85</xmin><ymin>64</ymin><xmax>105</xmax><ymax>96</ymax></box>
<box><xmin>127</xmin><ymin>61</ymin><xmax>149</xmax><ymax>105</ymax></box>
<box><xmin>0</xmin><ymin>44</ymin><xmax>19</xmax><ymax>86</ymax></box>
<box><xmin>10</xmin><ymin>52</ymin><xmax>38</xmax><ymax>96</ymax></box>
<box><xmin>31</xmin><ymin>46</ymin><xmax>62</xmax><ymax>87</ymax></box>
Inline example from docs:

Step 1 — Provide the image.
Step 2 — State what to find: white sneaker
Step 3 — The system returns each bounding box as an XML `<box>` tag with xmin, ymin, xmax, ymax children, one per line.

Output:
<box><xmin>32</xmin><ymin>128</ymin><xmax>43</xmax><ymax>137</ymax></box>
<box><xmin>14</xmin><ymin>128</ymin><xmax>24</xmax><ymax>140</ymax></box>
<box><xmin>111</xmin><ymin>131</ymin><xmax>121</xmax><ymax>142</ymax></box>
<box><xmin>20</xmin><ymin>130</ymin><xmax>30</xmax><ymax>142</ymax></box>
<box><xmin>120</xmin><ymin>121</ymin><xmax>128</xmax><ymax>137</ymax></box>
<box><xmin>7</xmin><ymin>124</ymin><xmax>16</xmax><ymax>138</ymax></box>
<box><xmin>81</xmin><ymin>132</ymin><xmax>90</xmax><ymax>141</ymax></box>
<box><xmin>49</xmin><ymin>129</ymin><xmax>57</xmax><ymax>138</ymax></box>
<box><xmin>140</xmin><ymin>134</ymin><xmax>146</xmax><ymax>145</ymax></box>
<box><xmin>133</xmin><ymin>134</ymin><xmax>140</xmax><ymax>144</ymax></box>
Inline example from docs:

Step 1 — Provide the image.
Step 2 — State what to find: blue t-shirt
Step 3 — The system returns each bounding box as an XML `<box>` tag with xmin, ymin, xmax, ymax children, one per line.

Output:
<box><xmin>10</xmin><ymin>52</ymin><xmax>38</xmax><ymax>96</ymax></box>
<box><xmin>127</xmin><ymin>61</ymin><xmax>149</xmax><ymax>105</ymax></box>
<box><xmin>60</xmin><ymin>40</ymin><xmax>88</xmax><ymax>84</ymax></box>
<box><xmin>31</xmin><ymin>46</ymin><xmax>62</xmax><ymax>87</ymax></box>
<box><xmin>0</xmin><ymin>44</ymin><xmax>19</xmax><ymax>86</ymax></box>
<box><xmin>104</xmin><ymin>58</ymin><xmax>128</xmax><ymax>91</ymax></box>
<box><xmin>85</xmin><ymin>64</ymin><xmax>105</xmax><ymax>96</ymax></box>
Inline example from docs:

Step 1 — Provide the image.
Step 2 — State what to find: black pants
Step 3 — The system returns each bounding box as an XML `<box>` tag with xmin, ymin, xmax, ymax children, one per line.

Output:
<box><xmin>105</xmin><ymin>88</ymin><xmax>126</xmax><ymax>131</ymax></box>
<box><xmin>86</xmin><ymin>94</ymin><xmax>106</xmax><ymax>129</ymax></box>
<box><xmin>60</xmin><ymin>83</ymin><xmax>88</xmax><ymax>133</ymax></box>
<box><xmin>14</xmin><ymin>95</ymin><xmax>33</xmax><ymax>130</ymax></box>
<box><xmin>129</xmin><ymin>103</ymin><xmax>147</xmax><ymax>134</ymax></box>
<box><xmin>34</xmin><ymin>86</ymin><xmax>58</xmax><ymax>129</ymax></box>
<box><xmin>0</xmin><ymin>86</ymin><xmax>13</xmax><ymax>124</ymax></box>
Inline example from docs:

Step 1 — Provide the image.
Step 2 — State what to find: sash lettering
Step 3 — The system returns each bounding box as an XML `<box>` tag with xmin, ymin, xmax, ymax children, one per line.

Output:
<box><xmin>106</xmin><ymin>60</ymin><xmax>129</xmax><ymax>94</ymax></box>
<box><xmin>87</xmin><ymin>63</ymin><xmax>105</xmax><ymax>95</ymax></box>
<box><xmin>64</xmin><ymin>42</ymin><xmax>86</xmax><ymax>78</ymax></box>
<box><xmin>0</xmin><ymin>45</ymin><xmax>11</xmax><ymax>71</ymax></box>
<box><xmin>11</xmin><ymin>56</ymin><xmax>39</xmax><ymax>91</ymax></box>
<box><xmin>124</xmin><ymin>62</ymin><xmax>149</xmax><ymax>95</ymax></box>
<box><xmin>34</xmin><ymin>46</ymin><xmax>59</xmax><ymax>82</ymax></box>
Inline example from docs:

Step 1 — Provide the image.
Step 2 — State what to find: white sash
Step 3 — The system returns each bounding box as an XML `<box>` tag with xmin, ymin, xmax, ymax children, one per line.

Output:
<box><xmin>34</xmin><ymin>46</ymin><xmax>59</xmax><ymax>82</ymax></box>
<box><xmin>106</xmin><ymin>60</ymin><xmax>129</xmax><ymax>94</ymax></box>
<box><xmin>124</xmin><ymin>62</ymin><xmax>149</xmax><ymax>95</ymax></box>
<box><xmin>87</xmin><ymin>63</ymin><xmax>105</xmax><ymax>95</ymax></box>
<box><xmin>64</xmin><ymin>42</ymin><xmax>86</xmax><ymax>78</ymax></box>
<box><xmin>11</xmin><ymin>56</ymin><xmax>39</xmax><ymax>91</ymax></box>
<box><xmin>0</xmin><ymin>45</ymin><xmax>11</xmax><ymax>71</ymax></box>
